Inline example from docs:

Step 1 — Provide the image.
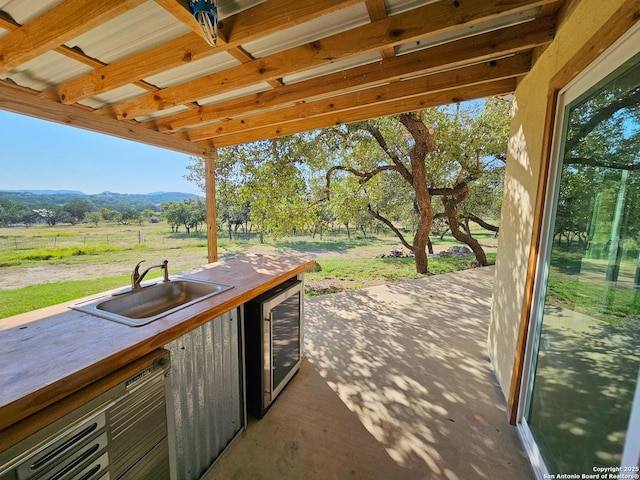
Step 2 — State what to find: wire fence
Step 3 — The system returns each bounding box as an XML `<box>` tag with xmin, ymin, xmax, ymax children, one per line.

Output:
<box><xmin>0</xmin><ymin>231</ymin><xmax>155</xmax><ymax>251</ymax></box>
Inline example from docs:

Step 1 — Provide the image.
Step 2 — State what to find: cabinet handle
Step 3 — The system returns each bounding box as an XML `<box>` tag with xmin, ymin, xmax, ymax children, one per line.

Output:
<box><xmin>30</xmin><ymin>423</ymin><xmax>98</xmax><ymax>471</ymax></box>
<box><xmin>47</xmin><ymin>442</ymin><xmax>101</xmax><ymax>480</ymax></box>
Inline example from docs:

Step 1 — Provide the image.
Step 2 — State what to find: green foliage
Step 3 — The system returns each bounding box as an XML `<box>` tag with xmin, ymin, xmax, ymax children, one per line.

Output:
<box><xmin>64</xmin><ymin>198</ymin><xmax>95</xmax><ymax>224</ymax></box>
<box><xmin>33</xmin><ymin>204</ymin><xmax>68</xmax><ymax>226</ymax></box>
<box><xmin>552</xmin><ymin>74</ymin><xmax>640</xmax><ymax>248</ymax></box>
<box><xmin>0</xmin><ymin>191</ymin><xmax>198</xmax><ymax>210</ymax></box>
<box><xmin>84</xmin><ymin>210</ymin><xmax>103</xmax><ymax>226</ymax></box>
<box><xmin>161</xmin><ymin>199</ymin><xmax>207</xmax><ymax>233</ymax></box>
<box><xmin>0</xmin><ymin>199</ymin><xmax>39</xmax><ymax>226</ymax></box>
<box><xmin>184</xmin><ymin>99</ymin><xmax>509</xmax><ymax>257</ymax></box>
<box><xmin>0</xmin><ymin>192</ymin><xmax>205</xmax><ymax>230</ymax></box>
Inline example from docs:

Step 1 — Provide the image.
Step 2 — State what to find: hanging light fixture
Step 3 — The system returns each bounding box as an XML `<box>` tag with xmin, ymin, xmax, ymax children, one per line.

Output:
<box><xmin>190</xmin><ymin>0</ymin><xmax>218</xmax><ymax>46</ymax></box>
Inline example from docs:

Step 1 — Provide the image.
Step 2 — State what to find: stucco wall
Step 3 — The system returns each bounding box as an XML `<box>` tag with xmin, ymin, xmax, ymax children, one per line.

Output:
<box><xmin>488</xmin><ymin>0</ymin><xmax>629</xmax><ymax>399</ymax></box>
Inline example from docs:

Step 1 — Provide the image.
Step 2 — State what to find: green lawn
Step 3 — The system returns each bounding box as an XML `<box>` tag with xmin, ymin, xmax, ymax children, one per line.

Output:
<box><xmin>0</xmin><ymin>276</ymin><xmax>130</xmax><ymax>318</ymax></box>
<box><xmin>307</xmin><ymin>254</ymin><xmax>492</xmax><ymax>292</ymax></box>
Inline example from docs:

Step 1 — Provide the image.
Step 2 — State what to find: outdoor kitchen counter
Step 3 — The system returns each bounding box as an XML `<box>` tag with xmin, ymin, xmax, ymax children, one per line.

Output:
<box><xmin>0</xmin><ymin>254</ymin><xmax>314</xmax><ymax>446</ymax></box>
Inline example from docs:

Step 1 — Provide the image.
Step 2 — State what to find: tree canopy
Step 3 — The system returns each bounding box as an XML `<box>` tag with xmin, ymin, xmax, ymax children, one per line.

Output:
<box><xmin>187</xmin><ymin>98</ymin><xmax>510</xmax><ymax>272</ymax></box>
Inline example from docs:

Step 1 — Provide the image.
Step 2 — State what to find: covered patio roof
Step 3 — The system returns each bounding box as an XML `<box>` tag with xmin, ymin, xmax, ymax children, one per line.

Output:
<box><xmin>0</xmin><ymin>0</ymin><xmax>562</xmax><ymax>156</ymax></box>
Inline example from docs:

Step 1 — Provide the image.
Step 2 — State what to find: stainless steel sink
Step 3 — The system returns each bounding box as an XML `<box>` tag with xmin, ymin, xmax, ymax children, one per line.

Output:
<box><xmin>71</xmin><ymin>278</ymin><xmax>233</xmax><ymax>327</ymax></box>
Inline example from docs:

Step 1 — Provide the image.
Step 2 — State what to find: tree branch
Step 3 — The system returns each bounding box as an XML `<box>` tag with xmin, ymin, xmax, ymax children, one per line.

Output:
<box><xmin>565</xmin><ymin>87</ymin><xmax>640</xmax><ymax>151</ymax></box>
<box><xmin>428</xmin><ymin>181</ymin><xmax>470</xmax><ymax>196</ymax></box>
<box><xmin>367</xmin><ymin>204</ymin><xmax>414</xmax><ymax>251</ymax></box>
<box><xmin>365</xmin><ymin>123</ymin><xmax>414</xmax><ymax>185</ymax></box>
<box><xmin>564</xmin><ymin>156</ymin><xmax>640</xmax><ymax>170</ymax></box>
<box><xmin>309</xmin><ymin>164</ymin><xmax>402</xmax><ymax>208</ymax></box>
<box><xmin>464</xmin><ymin>213</ymin><xmax>499</xmax><ymax>232</ymax></box>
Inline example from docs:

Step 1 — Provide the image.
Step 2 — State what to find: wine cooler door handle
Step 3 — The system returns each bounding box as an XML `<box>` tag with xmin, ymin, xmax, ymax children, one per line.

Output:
<box><xmin>268</xmin><ymin>311</ymin><xmax>274</xmax><ymax>394</ymax></box>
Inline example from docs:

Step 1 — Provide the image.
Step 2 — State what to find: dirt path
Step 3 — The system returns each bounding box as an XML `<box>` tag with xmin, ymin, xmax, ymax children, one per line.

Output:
<box><xmin>0</xmin><ymin>243</ymin><xmax>496</xmax><ymax>291</ymax></box>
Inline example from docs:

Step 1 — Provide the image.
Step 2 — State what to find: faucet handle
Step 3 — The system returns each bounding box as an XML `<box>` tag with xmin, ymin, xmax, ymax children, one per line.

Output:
<box><xmin>131</xmin><ymin>260</ymin><xmax>146</xmax><ymax>288</ymax></box>
<box><xmin>133</xmin><ymin>260</ymin><xmax>146</xmax><ymax>275</ymax></box>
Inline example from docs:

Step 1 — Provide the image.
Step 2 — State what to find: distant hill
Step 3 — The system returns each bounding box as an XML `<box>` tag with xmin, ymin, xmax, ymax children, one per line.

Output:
<box><xmin>0</xmin><ymin>190</ymin><xmax>202</xmax><ymax>211</ymax></box>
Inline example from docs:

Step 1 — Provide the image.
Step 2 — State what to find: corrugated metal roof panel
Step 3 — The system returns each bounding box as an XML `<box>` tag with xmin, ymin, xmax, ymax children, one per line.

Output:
<box><xmin>1</xmin><ymin>51</ymin><xmax>92</xmax><ymax>91</ymax></box>
<box><xmin>0</xmin><ymin>0</ymin><xmax>63</xmax><ymax>24</ymax></box>
<box><xmin>134</xmin><ymin>104</ymin><xmax>192</xmax><ymax>123</ymax></box>
<box><xmin>395</xmin><ymin>8</ymin><xmax>541</xmax><ymax>55</ymax></box>
<box><xmin>385</xmin><ymin>0</ymin><xmax>439</xmax><ymax>16</ymax></box>
<box><xmin>197</xmin><ymin>82</ymin><xmax>273</xmax><ymax>107</ymax></box>
<box><xmin>306</xmin><ymin>80</ymin><xmax>391</xmax><ymax>104</ymax></box>
<box><xmin>283</xmin><ymin>51</ymin><xmax>382</xmax><ymax>85</ymax></box>
<box><xmin>144</xmin><ymin>51</ymin><xmax>240</xmax><ymax>88</ymax></box>
<box><xmin>67</xmin><ymin>1</ymin><xmax>190</xmax><ymax>64</ymax></box>
<box><xmin>242</xmin><ymin>3</ymin><xmax>370</xmax><ymax>59</ymax></box>
<box><xmin>217</xmin><ymin>0</ymin><xmax>267</xmax><ymax>19</ymax></box>
<box><xmin>78</xmin><ymin>84</ymin><xmax>148</xmax><ymax>109</ymax></box>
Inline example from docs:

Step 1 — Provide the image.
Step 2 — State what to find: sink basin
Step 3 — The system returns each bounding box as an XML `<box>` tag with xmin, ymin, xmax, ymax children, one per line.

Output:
<box><xmin>71</xmin><ymin>278</ymin><xmax>233</xmax><ymax>326</ymax></box>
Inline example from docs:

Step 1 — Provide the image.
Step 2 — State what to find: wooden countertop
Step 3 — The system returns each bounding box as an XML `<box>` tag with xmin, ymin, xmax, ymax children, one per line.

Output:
<box><xmin>0</xmin><ymin>255</ymin><xmax>314</xmax><ymax>435</ymax></box>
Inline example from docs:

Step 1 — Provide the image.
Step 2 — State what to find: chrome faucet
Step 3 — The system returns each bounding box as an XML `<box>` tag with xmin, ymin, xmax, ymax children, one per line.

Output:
<box><xmin>131</xmin><ymin>259</ymin><xmax>169</xmax><ymax>290</ymax></box>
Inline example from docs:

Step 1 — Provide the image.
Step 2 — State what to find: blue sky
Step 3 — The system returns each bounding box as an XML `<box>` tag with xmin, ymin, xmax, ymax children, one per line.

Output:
<box><xmin>0</xmin><ymin>110</ymin><xmax>203</xmax><ymax>195</ymax></box>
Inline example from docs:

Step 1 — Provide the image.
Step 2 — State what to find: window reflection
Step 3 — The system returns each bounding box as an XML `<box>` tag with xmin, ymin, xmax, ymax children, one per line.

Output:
<box><xmin>527</xmin><ymin>52</ymin><xmax>640</xmax><ymax>474</ymax></box>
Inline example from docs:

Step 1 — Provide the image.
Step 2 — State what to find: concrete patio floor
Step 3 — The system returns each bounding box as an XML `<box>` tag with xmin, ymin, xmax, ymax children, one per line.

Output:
<box><xmin>204</xmin><ymin>266</ymin><xmax>533</xmax><ymax>480</ymax></box>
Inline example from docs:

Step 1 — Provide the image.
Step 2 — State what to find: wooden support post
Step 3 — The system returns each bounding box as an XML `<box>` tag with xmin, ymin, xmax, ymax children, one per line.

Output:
<box><xmin>205</xmin><ymin>151</ymin><xmax>218</xmax><ymax>263</ymax></box>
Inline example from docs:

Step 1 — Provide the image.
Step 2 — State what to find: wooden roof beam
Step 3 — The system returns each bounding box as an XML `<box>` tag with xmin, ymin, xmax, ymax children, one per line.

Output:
<box><xmin>50</xmin><ymin>0</ymin><xmax>361</xmax><ymax>104</ymax></box>
<box><xmin>146</xmin><ymin>16</ymin><xmax>554</xmax><ymax>133</ymax></box>
<box><xmin>365</xmin><ymin>0</ymin><xmax>395</xmax><ymax>58</ymax></box>
<box><xmin>98</xmin><ymin>0</ymin><xmax>558</xmax><ymax>120</ymax></box>
<box><xmin>0</xmin><ymin>0</ymin><xmax>146</xmax><ymax>75</ymax></box>
<box><xmin>206</xmin><ymin>79</ymin><xmax>518</xmax><ymax>148</ymax></box>
<box><xmin>183</xmin><ymin>54</ymin><xmax>531</xmax><ymax>142</ymax></box>
<box><xmin>154</xmin><ymin>0</ymin><xmax>281</xmax><ymax>89</ymax></box>
<box><xmin>0</xmin><ymin>80</ymin><xmax>213</xmax><ymax>157</ymax></box>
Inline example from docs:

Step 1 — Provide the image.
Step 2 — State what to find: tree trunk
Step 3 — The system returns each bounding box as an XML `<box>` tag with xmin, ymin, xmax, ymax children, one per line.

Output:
<box><xmin>413</xmin><ymin>205</ymin><xmax>431</xmax><ymax>273</ymax></box>
<box><xmin>427</xmin><ymin>236</ymin><xmax>434</xmax><ymax>254</ymax></box>
<box><xmin>399</xmin><ymin>113</ymin><xmax>435</xmax><ymax>274</ymax></box>
<box><xmin>442</xmin><ymin>186</ymin><xmax>487</xmax><ymax>266</ymax></box>
<box><xmin>345</xmin><ymin>222</ymin><xmax>351</xmax><ymax>240</ymax></box>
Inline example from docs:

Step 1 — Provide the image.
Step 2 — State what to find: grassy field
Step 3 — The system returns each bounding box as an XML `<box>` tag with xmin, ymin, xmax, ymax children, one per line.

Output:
<box><xmin>306</xmin><ymin>255</ymin><xmax>494</xmax><ymax>295</ymax></box>
<box><xmin>0</xmin><ymin>222</ymin><xmax>499</xmax><ymax>319</ymax></box>
<box><xmin>0</xmin><ymin>276</ymin><xmax>131</xmax><ymax>319</ymax></box>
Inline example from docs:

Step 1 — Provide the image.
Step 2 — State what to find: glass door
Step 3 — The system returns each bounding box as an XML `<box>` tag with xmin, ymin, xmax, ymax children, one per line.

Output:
<box><xmin>271</xmin><ymin>290</ymin><xmax>301</xmax><ymax>388</ymax></box>
<box><xmin>520</xmin><ymin>32</ymin><xmax>640</xmax><ymax>477</ymax></box>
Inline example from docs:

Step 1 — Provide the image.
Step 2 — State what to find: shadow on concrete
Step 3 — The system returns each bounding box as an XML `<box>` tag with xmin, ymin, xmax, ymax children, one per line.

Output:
<box><xmin>206</xmin><ymin>267</ymin><xmax>532</xmax><ymax>480</ymax></box>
